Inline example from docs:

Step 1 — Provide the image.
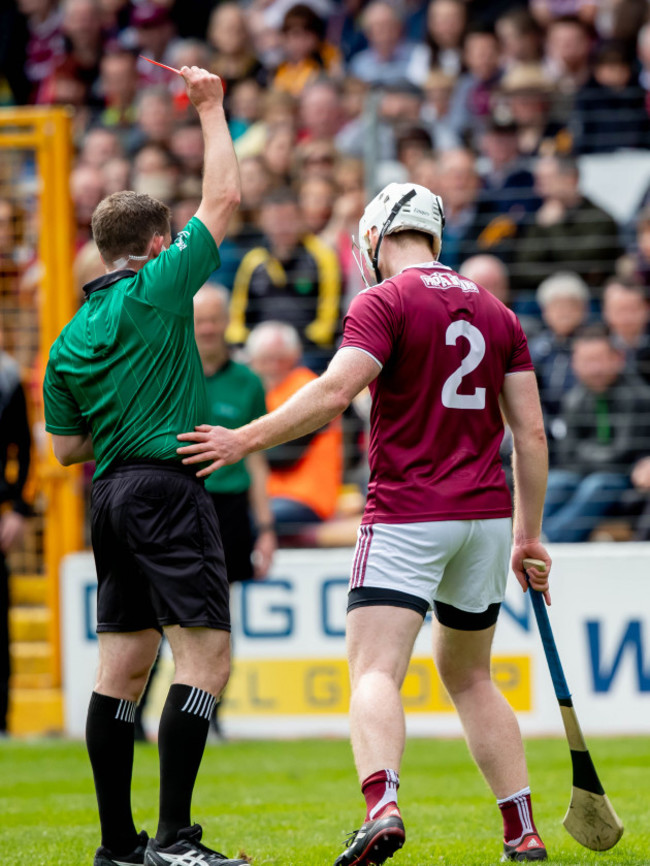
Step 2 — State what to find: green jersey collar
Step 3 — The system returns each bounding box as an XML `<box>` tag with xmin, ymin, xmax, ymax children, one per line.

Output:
<box><xmin>83</xmin><ymin>268</ymin><xmax>136</xmax><ymax>299</ymax></box>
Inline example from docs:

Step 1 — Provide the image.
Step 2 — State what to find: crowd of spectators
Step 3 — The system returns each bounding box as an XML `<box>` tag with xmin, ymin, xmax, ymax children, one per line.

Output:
<box><xmin>3</xmin><ymin>0</ymin><xmax>650</xmax><ymax>542</ymax></box>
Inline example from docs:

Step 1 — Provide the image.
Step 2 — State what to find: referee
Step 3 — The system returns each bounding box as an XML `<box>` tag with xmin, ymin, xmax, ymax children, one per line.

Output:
<box><xmin>43</xmin><ymin>68</ymin><xmax>247</xmax><ymax>866</ymax></box>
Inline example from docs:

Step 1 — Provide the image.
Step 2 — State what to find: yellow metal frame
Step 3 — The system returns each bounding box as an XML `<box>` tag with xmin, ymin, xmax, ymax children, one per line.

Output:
<box><xmin>0</xmin><ymin>107</ymin><xmax>83</xmax><ymax>688</ymax></box>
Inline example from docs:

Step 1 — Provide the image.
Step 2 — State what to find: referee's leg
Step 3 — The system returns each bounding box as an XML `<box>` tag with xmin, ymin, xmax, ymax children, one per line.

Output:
<box><xmin>87</xmin><ymin>629</ymin><xmax>161</xmax><ymax>855</ymax></box>
<box><xmin>155</xmin><ymin>625</ymin><xmax>231</xmax><ymax>846</ymax></box>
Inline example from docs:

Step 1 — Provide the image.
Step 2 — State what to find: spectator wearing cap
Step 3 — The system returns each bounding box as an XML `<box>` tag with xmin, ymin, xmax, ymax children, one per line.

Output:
<box><xmin>446</xmin><ymin>25</ymin><xmax>503</xmax><ymax>144</ymax></box>
<box><xmin>348</xmin><ymin>1</ymin><xmax>429</xmax><ymax>87</ymax></box>
<box><xmin>514</xmin><ymin>155</ymin><xmax>622</xmax><ymax>290</ymax></box>
<box><xmin>528</xmin><ymin>271</ymin><xmax>590</xmax><ymax>448</ymax></box>
<box><xmin>273</xmin><ymin>4</ymin><xmax>342</xmax><ymax>96</ymax></box>
<box><xmin>572</xmin><ymin>42</ymin><xmax>650</xmax><ymax>154</ymax></box>
<box><xmin>497</xmin><ymin>63</ymin><xmax>571</xmax><ymax>157</ymax></box>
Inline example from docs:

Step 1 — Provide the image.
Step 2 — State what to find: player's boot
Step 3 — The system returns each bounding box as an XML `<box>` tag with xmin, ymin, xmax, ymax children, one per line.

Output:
<box><xmin>334</xmin><ymin>806</ymin><xmax>405</xmax><ymax>866</ymax></box>
<box><xmin>502</xmin><ymin>832</ymin><xmax>548</xmax><ymax>861</ymax></box>
<box><xmin>93</xmin><ymin>830</ymin><xmax>149</xmax><ymax>866</ymax></box>
<box><xmin>144</xmin><ymin>824</ymin><xmax>248</xmax><ymax>865</ymax></box>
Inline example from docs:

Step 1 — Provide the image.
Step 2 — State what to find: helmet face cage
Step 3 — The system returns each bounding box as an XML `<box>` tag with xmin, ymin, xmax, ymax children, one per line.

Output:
<box><xmin>357</xmin><ymin>183</ymin><xmax>445</xmax><ymax>283</ymax></box>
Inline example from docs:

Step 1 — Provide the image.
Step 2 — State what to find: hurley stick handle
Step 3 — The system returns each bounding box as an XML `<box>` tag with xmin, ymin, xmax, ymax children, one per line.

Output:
<box><xmin>522</xmin><ymin>557</ymin><xmax>546</xmax><ymax>572</ymax></box>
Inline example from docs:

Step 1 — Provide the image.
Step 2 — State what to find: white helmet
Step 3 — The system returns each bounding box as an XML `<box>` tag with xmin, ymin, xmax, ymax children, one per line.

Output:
<box><xmin>357</xmin><ymin>182</ymin><xmax>445</xmax><ymax>283</ymax></box>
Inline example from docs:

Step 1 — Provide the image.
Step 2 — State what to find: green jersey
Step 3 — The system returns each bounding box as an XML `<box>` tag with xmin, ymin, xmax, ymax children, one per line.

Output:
<box><xmin>203</xmin><ymin>359</ymin><xmax>267</xmax><ymax>495</ymax></box>
<box><xmin>44</xmin><ymin>217</ymin><xmax>220</xmax><ymax>479</ymax></box>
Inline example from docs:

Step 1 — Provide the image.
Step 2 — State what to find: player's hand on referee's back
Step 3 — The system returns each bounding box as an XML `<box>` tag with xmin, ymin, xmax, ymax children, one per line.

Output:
<box><xmin>178</xmin><ymin>424</ymin><xmax>248</xmax><ymax>478</ymax></box>
<box><xmin>181</xmin><ymin>66</ymin><xmax>224</xmax><ymax>112</ymax></box>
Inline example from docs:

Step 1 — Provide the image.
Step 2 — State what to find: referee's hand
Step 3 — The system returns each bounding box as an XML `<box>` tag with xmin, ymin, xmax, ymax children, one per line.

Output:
<box><xmin>177</xmin><ymin>424</ymin><xmax>246</xmax><ymax>477</ymax></box>
<box><xmin>181</xmin><ymin>66</ymin><xmax>224</xmax><ymax>111</ymax></box>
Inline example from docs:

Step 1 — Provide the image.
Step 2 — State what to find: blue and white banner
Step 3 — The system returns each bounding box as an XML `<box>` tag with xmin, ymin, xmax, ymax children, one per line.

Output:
<box><xmin>61</xmin><ymin>544</ymin><xmax>650</xmax><ymax>739</ymax></box>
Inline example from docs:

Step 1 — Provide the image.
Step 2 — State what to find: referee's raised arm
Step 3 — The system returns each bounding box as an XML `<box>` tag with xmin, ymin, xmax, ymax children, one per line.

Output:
<box><xmin>182</xmin><ymin>65</ymin><xmax>241</xmax><ymax>247</ymax></box>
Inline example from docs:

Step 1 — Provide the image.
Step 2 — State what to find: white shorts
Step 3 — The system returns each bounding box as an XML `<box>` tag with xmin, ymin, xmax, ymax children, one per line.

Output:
<box><xmin>349</xmin><ymin>518</ymin><xmax>512</xmax><ymax>621</ymax></box>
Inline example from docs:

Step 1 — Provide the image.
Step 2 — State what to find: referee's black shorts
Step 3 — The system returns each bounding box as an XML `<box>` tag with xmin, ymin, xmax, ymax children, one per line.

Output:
<box><xmin>91</xmin><ymin>460</ymin><xmax>230</xmax><ymax>634</ymax></box>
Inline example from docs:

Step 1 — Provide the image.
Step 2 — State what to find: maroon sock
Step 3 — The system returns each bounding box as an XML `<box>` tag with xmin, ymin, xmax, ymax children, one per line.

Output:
<box><xmin>497</xmin><ymin>787</ymin><xmax>539</xmax><ymax>844</ymax></box>
<box><xmin>361</xmin><ymin>769</ymin><xmax>400</xmax><ymax>821</ymax></box>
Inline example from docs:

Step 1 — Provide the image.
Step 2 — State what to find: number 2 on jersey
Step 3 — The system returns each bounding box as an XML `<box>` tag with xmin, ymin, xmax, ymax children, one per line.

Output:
<box><xmin>441</xmin><ymin>320</ymin><xmax>486</xmax><ymax>410</ymax></box>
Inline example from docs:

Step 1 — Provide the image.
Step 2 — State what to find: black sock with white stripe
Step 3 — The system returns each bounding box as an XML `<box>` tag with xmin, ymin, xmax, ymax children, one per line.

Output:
<box><xmin>156</xmin><ymin>683</ymin><xmax>217</xmax><ymax>847</ymax></box>
<box><xmin>86</xmin><ymin>691</ymin><xmax>139</xmax><ymax>855</ymax></box>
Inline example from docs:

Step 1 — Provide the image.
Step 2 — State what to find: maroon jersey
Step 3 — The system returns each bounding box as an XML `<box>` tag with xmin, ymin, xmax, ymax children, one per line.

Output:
<box><xmin>340</xmin><ymin>262</ymin><xmax>533</xmax><ymax>524</ymax></box>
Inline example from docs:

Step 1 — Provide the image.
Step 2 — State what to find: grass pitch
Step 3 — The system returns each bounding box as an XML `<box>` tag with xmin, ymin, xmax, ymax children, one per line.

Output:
<box><xmin>0</xmin><ymin>736</ymin><xmax>648</xmax><ymax>865</ymax></box>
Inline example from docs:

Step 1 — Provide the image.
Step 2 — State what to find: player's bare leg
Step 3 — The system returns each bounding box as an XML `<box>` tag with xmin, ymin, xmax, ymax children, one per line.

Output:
<box><xmin>347</xmin><ymin>605</ymin><xmax>422</xmax><ymax>778</ymax></box>
<box><xmin>432</xmin><ymin>620</ymin><xmax>547</xmax><ymax>861</ymax></box>
<box><xmin>333</xmin><ymin>605</ymin><xmax>422</xmax><ymax>865</ymax></box>
<box><xmin>432</xmin><ymin>620</ymin><xmax>526</xmax><ymax>795</ymax></box>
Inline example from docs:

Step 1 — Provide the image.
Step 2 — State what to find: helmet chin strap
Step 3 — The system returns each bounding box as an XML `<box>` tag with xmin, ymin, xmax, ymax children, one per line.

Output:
<box><xmin>371</xmin><ymin>189</ymin><xmax>417</xmax><ymax>282</ymax></box>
